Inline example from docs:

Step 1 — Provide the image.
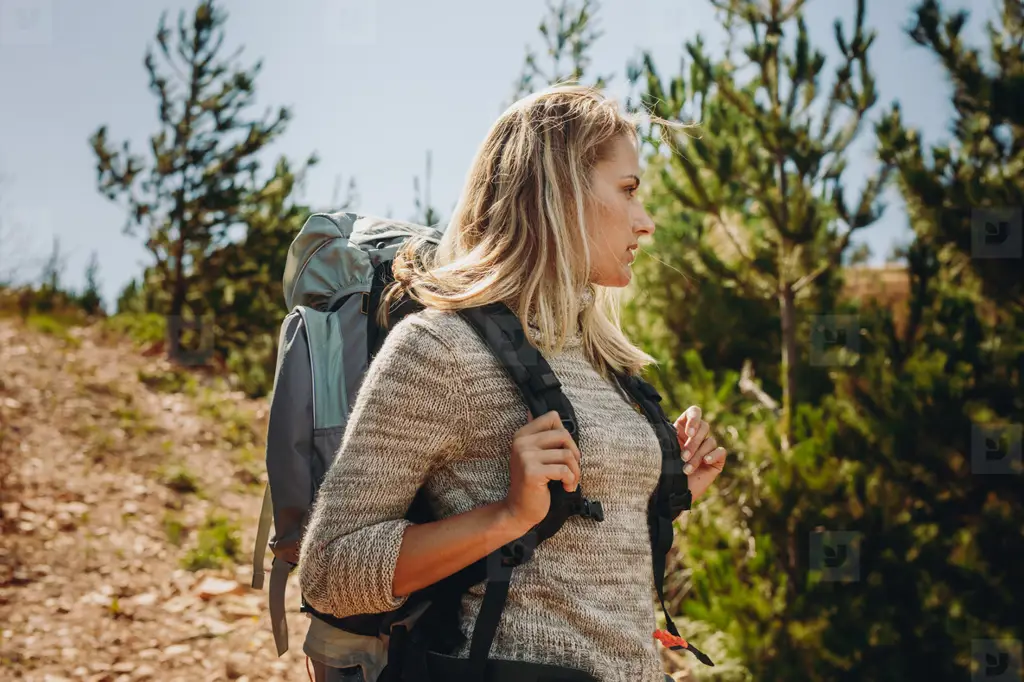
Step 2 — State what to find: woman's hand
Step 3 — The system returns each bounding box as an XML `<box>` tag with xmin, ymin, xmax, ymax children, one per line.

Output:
<box><xmin>674</xmin><ymin>405</ymin><xmax>727</xmax><ymax>502</ymax></box>
<box><xmin>501</xmin><ymin>410</ymin><xmax>582</xmax><ymax>533</ymax></box>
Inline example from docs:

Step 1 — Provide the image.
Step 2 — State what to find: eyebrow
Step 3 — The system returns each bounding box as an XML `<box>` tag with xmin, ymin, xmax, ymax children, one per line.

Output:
<box><xmin>622</xmin><ymin>174</ymin><xmax>641</xmax><ymax>185</ymax></box>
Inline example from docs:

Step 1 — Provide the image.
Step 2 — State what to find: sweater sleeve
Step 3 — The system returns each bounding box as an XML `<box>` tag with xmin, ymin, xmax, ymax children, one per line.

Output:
<box><xmin>297</xmin><ymin>314</ymin><xmax>471</xmax><ymax>618</ymax></box>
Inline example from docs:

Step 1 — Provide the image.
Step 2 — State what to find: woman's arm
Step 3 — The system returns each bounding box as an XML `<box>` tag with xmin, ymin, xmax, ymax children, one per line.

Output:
<box><xmin>395</xmin><ymin>407</ymin><xmax>583</xmax><ymax>596</ymax></box>
<box><xmin>298</xmin><ymin>317</ymin><xmax>487</xmax><ymax>618</ymax></box>
<box><xmin>392</xmin><ymin>500</ymin><xmax>528</xmax><ymax>597</ymax></box>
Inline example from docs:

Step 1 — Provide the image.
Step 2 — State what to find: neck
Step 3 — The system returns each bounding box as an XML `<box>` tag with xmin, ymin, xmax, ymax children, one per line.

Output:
<box><xmin>504</xmin><ymin>285</ymin><xmax>596</xmax><ymax>347</ymax></box>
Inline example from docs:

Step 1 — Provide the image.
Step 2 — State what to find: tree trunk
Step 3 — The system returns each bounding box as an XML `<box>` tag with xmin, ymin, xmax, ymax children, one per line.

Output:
<box><xmin>778</xmin><ymin>281</ymin><xmax>797</xmax><ymax>452</ymax></box>
<box><xmin>167</xmin><ymin>231</ymin><xmax>187</xmax><ymax>363</ymax></box>
<box><xmin>170</xmin><ymin>235</ymin><xmax>186</xmax><ymax>320</ymax></box>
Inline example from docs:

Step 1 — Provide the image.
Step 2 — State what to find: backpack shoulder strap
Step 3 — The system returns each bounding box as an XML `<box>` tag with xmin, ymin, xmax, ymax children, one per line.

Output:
<box><xmin>614</xmin><ymin>373</ymin><xmax>713</xmax><ymax>667</ymax></box>
<box><xmin>438</xmin><ymin>303</ymin><xmax>604</xmax><ymax>679</ymax></box>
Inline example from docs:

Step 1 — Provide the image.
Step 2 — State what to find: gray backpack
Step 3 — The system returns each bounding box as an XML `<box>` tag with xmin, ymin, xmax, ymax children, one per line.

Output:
<box><xmin>250</xmin><ymin>211</ymin><xmax>444</xmax><ymax>670</ymax></box>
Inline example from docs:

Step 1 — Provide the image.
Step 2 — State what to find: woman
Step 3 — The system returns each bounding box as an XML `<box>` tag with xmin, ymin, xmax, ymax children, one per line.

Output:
<box><xmin>298</xmin><ymin>84</ymin><xmax>727</xmax><ymax>682</ymax></box>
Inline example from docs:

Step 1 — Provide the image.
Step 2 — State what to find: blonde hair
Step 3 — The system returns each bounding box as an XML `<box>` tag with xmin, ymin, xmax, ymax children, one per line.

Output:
<box><xmin>378</xmin><ymin>83</ymin><xmax>659</xmax><ymax>381</ymax></box>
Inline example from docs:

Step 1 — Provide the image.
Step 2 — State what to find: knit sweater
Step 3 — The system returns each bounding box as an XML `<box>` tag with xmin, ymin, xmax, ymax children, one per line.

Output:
<box><xmin>297</xmin><ymin>292</ymin><xmax>669</xmax><ymax>682</ymax></box>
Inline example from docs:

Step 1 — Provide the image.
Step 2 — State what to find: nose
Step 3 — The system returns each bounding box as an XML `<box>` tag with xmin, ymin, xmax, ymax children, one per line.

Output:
<box><xmin>634</xmin><ymin>204</ymin><xmax>655</xmax><ymax>238</ymax></box>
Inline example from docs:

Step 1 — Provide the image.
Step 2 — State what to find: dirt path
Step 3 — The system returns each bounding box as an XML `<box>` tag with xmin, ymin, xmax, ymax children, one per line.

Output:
<box><xmin>0</xmin><ymin>317</ymin><xmax>312</xmax><ymax>682</ymax></box>
<box><xmin>0</xmin><ymin>315</ymin><xmax>696</xmax><ymax>682</ymax></box>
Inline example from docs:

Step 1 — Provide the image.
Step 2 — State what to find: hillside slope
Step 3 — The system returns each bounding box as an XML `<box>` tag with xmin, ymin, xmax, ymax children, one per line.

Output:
<box><xmin>0</xmin><ymin>314</ymin><xmax>703</xmax><ymax>682</ymax></box>
<box><xmin>0</xmin><ymin>317</ymin><xmax>310</xmax><ymax>682</ymax></box>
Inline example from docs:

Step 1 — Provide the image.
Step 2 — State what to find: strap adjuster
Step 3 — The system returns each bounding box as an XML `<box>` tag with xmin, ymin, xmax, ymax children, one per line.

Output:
<box><xmin>499</xmin><ymin>538</ymin><xmax>534</xmax><ymax>567</ymax></box>
<box><xmin>580</xmin><ymin>498</ymin><xmax>604</xmax><ymax>522</ymax></box>
<box><xmin>529</xmin><ymin>371</ymin><xmax>562</xmax><ymax>394</ymax></box>
<box><xmin>560</xmin><ymin>416</ymin><xmax>577</xmax><ymax>435</ymax></box>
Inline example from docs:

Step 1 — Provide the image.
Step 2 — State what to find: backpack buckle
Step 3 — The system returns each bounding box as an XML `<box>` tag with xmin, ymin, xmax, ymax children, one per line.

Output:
<box><xmin>580</xmin><ymin>497</ymin><xmax>604</xmax><ymax>522</ymax></box>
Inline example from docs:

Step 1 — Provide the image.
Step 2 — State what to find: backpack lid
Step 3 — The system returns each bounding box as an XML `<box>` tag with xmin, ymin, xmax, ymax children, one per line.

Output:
<box><xmin>282</xmin><ymin>211</ymin><xmax>444</xmax><ymax>310</ymax></box>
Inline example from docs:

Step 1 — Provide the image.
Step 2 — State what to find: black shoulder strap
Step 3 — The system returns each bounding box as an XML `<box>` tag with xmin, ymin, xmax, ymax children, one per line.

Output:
<box><xmin>452</xmin><ymin>303</ymin><xmax>606</xmax><ymax>679</ymax></box>
<box><xmin>614</xmin><ymin>372</ymin><xmax>714</xmax><ymax>667</ymax></box>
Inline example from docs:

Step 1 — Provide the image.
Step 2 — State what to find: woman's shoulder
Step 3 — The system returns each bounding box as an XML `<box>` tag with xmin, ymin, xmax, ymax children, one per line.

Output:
<box><xmin>383</xmin><ymin>306</ymin><xmax>484</xmax><ymax>362</ymax></box>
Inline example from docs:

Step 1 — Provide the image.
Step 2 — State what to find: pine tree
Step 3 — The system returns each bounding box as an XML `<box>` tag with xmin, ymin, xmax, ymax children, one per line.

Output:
<box><xmin>623</xmin><ymin>2</ymin><xmax>1023</xmax><ymax>679</ymax></box>
<box><xmin>78</xmin><ymin>251</ymin><xmax>103</xmax><ymax>316</ymax></box>
<box><xmin>877</xmin><ymin>0</ymin><xmax>1023</xmax><ymax>311</ymax></box>
<box><xmin>853</xmin><ymin>1</ymin><xmax>1024</xmax><ymax>676</ymax></box>
<box><xmin>622</xmin><ymin>1</ymin><xmax>910</xmax><ymax>678</ymax></box>
<box><xmin>412</xmin><ymin>150</ymin><xmax>441</xmax><ymax>227</ymax></box>
<box><xmin>89</xmin><ymin>0</ymin><xmax>312</xmax><ymax>340</ymax></box>
<box><xmin>35</xmin><ymin>236</ymin><xmax>67</xmax><ymax>313</ymax></box>
<box><xmin>509</xmin><ymin>0</ymin><xmax>612</xmax><ymax>101</ymax></box>
<box><xmin>635</xmin><ymin>0</ymin><xmax>893</xmax><ymax>452</ymax></box>
<box><xmin>203</xmin><ymin>158</ymin><xmax>320</xmax><ymax>396</ymax></box>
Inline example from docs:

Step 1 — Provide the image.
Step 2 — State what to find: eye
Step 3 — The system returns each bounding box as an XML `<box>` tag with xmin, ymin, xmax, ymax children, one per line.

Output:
<box><xmin>625</xmin><ymin>184</ymin><xmax>639</xmax><ymax>198</ymax></box>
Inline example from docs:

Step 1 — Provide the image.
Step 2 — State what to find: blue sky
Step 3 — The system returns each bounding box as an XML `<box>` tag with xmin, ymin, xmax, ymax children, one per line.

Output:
<box><xmin>0</xmin><ymin>0</ymin><xmax>992</xmax><ymax>308</ymax></box>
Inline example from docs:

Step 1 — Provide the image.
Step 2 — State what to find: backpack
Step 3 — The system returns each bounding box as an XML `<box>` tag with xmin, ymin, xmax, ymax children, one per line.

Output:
<box><xmin>251</xmin><ymin>210</ymin><xmax>714</xmax><ymax>681</ymax></box>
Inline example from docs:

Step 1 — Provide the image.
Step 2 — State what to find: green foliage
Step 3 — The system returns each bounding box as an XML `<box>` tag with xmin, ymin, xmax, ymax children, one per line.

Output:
<box><xmin>115</xmin><ymin>278</ymin><xmax>155</xmax><ymax>315</ymax></box>
<box><xmin>200</xmin><ymin>156</ymin><xmax>312</xmax><ymax>397</ymax></box>
<box><xmin>137</xmin><ymin>367</ymin><xmax>198</xmax><ymax>396</ymax></box>
<box><xmin>876</xmin><ymin>0</ymin><xmax>1023</xmax><ymax>311</ymax></box>
<box><xmin>78</xmin><ymin>251</ymin><xmax>104</xmax><ymax>316</ymax></box>
<box><xmin>196</xmin><ymin>389</ymin><xmax>259</xmax><ymax>449</ymax></box>
<box><xmin>622</xmin><ymin>1</ymin><xmax>1024</xmax><ymax>680</ymax></box>
<box><xmin>89</xmin><ymin>0</ymin><xmax>317</xmax><ymax>396</ymax></box>
<box><xmin>509</xmin><ymin>0</ymin><xmax>611</xmax><ymax>102</ymax></box>
<box><xmin>25</xmin><ymin>313</ymin><xmax>78</xmax><ymax>339</ymax></box>
<box><xmin>634</xmin><ymin>0</ymin><xmax>893</xmax><ymax>450</ymax></box>
<box><xmin>90</xmin><ymin>0</ymin><xmax>300</xmax><ymax>317</ymax></box>
<box><xmin>101</xmin><ymin>312</ymin><xmax>167</xmax><ymax>346</ymax></box>
<box><xmin>163</xmin><ymin>511</ymin><xmax>187</xmax><ymax>547</ymax></box>
<box><xmin>181</xmin><ymin>512</ymin><xmax>242</xmax><ymax>571</ymax></box>
<box><xmin>159</xmin><ymin>464</ymin><xmax>201</xmax><ymax>495</ymax></box>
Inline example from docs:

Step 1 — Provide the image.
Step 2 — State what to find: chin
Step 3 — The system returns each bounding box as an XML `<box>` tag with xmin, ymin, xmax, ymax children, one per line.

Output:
<box><xmin>591</xmin><ymin>272</ymin><xmax>631</xmax><ymax>288</ymax></box>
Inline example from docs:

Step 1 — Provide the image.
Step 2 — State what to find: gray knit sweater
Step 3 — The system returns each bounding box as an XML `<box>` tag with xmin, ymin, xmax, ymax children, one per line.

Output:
<box><xmin>298</xmin><ymin>295</ymin><xmax>669</xmax><ymax>681</ymax></box>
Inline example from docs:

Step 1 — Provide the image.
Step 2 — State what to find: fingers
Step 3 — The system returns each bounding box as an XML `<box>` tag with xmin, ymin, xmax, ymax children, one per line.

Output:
<box><xmin>524</xmin><ymin>409</ymin><xmax>564</xmax><ymax>433</ymax></box>
<box><xmin>531</xmin><ymin>459</ymin><xmax>579</xmax><ymax>493</ymax></box>
<box><xmin>675</xmin><ymin>405</ymin><xmax>702</xmax><ymax>437</ymax></box>
<box><xmin>691</xmin><ymin>434</ymin><xmax>718</xmax><ymax>465</ymax></box>
<box><xmin>529</xmin><ymin>430</ymin><xmax>582</xmax><ymax>464</ymax></box>
<box><xmin>517</xmin><ymin>411</ymin><xmax>582</xmax><ymax>493</ymax></box>
<box><xmin>681</xmin><ymin>418</ymin><xmax>711</xmax><ymax>463</ymax></box>
<box><xmin>703</xmin><ymin>446</ymin><xmax>728</xmax><ymax>468</ymax></box>
<box><xmin>685</xmin><ymin>441</ymin><xmax>727</xmax><ymax>476</ymax></box>
<box><xmin>535</xmin><ymin>449</ymin><xmax>581</xmax><ymax>492</ymax></box>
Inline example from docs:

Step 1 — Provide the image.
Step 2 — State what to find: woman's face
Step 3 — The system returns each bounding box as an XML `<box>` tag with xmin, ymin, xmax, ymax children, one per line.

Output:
<box><xmin>584</xmin><ymin>134</ymin><xmax>655</xmax><ymax>288</ymax></box>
